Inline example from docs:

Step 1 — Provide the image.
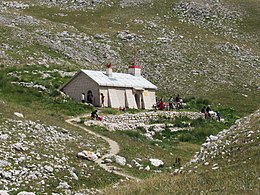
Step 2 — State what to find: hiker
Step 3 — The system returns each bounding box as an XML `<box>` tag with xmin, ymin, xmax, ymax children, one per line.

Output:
<box><xmin>201</xmin><ymin>106</ymin><xmax>207</xmax><ymax>118</ymax></box>
<box><xmin>168</xmin><ymin>96</ymin><xmax>174</xmax><ymax>110</ymax></box>
<box><xmin>206</xmin><ymin>105</ymin><xmax>211</xmax><ymax>119</ymax></box>
<box><xmin>159</xmin><ymin>99</ymin><xmax>165</xmax><ymax>110</ymax></box>
<box><xmin>216</xmin><ymin>111</ymin><xmax>221</xmax><ymax>121</ymax></box>
<box><xmin>175</xmin><ymin>94</ymin><xmax>180</xmax><ymax>103</ymax></box>
<box><xmin>175</xmin><ymin>94</ymin><xmax>182</xmax><ymax>109</ymax></box>
<box><xmin>87</xmin><ymin>91</ymin><xmax>93</xmax><ymax>104</ymax></box>
<box><xmin>91</xmin><ymin>110</ymin><xmax>98</xmax><ymax>120</ymax></box>
<box><xmin>100</xmin><ymin>93</ymin><xmax>105</xmax><ymax>107</ymax></box>
<box><xmin>91</xmin><ymin>110</ymin><xmax>102</xmax><ymax>121</ymax></box>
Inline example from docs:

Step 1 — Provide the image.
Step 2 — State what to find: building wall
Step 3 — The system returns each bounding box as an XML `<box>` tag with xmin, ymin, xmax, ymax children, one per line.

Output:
<box><xmin>62</xmin><ymin>71</ymin><xmax>100</xmax><ymax>106</ymax></box>
<box><xmin>144</xmin><ymin>90</ymin><xmax>156</xmax><ymax>109</ymax></box>
<box><xmin>100</xmin><ymin>87</ymin><xmax>156</xmax><ymax>109</ymax></box>
<box><xmin>61</xmin><ymin>71</ymin><xmax>156</xmax><ymax>109</ymax></box>
<box><xmin>108</xmin><ymin>88</ymin><xmax>127</xmax><ymax>108</ymax></box>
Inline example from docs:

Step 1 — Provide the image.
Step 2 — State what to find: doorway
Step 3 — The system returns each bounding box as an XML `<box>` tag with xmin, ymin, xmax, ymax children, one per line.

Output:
<box><xmin>135</xmin><ymin>94</ymin><xmax>140</xmax><ymax>109</ymax></box>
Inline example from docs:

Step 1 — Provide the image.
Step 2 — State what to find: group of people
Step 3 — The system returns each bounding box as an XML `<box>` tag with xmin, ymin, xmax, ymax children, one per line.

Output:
<box><xmin>82</xmin><ymin>92</ymin><xmax>105</xmax><ymax>107</ymax></box>
<box><xmin>155</xmin><ymin>94</ymin><xmax>183</xmax><ymax>111</ymax></box>
<box><xmin>201</xmin><ymin>105</ymin><xmax>221</xmax><ymax>121</ymax></box>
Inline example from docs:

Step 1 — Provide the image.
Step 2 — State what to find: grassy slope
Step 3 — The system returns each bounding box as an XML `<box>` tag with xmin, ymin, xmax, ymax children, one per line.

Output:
<box><xmin>0</xmin><ymin>0</ymin><xmax>259</xmax><ymax>192</ymax></box>
<box><xmin>88</xmin><ymin>125</ymin><xmax>200</xmax><ymax>178</ymax></box>
<box><xmin>104</xmin><ymin>110</ymin><xmax>260</xmax><ymax>194</ymax></box>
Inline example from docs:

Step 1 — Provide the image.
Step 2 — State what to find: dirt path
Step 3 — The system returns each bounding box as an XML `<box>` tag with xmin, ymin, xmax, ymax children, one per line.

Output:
<box><xmin>65</xmin><ymin>116</ymin><xmax>140</xmax><ymax>181</ymax></box>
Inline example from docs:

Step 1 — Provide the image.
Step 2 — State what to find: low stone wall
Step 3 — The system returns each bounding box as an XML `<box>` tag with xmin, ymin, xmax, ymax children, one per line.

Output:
<box><xmin>102</xmin><ymin>111</ymin><xmax>204</xmax><ymax>131</ymax></box>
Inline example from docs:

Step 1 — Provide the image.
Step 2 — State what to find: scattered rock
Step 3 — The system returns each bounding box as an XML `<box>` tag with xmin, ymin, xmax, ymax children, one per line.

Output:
<box><xmin>77</xmin><ymin>151</ymin><xmax>98</xmax><ymax>161</ymax></box>
<box><xmin>144</xmin><ymin>165</ymin><xmax>150</xmax><ymax>171</ymax></box>
<box><xmin>14</xmin><ymin>112</ymin><xmax>24</xmax><ymax>118</ymax></box>
<box><xmin>17</xmin><ymin>192</ymin><xmax>35</xmax><ymax>195</ymax></box>
<box><xmin>114</xmin><ymin>155</ymin><xmax>126</xmax><ymax>166</ymax></box>
<box><xmin>57</xmin><ymin>181</ymin><xmax>71</xmax><ymax>189</ymax></box>
<box><xmin>149</xmin><ymin>159</ymin><xmax>164</xmax><ymax>167</ymax></box>
<box><xmin>44</xmin><ymin>165</ymin><xmax>54</xmax><ymax>173</ymax></box>
<box><xmin>0</xmin><ymin>190</ymin><xmax>9</xmax><ymax>195</ymax></box>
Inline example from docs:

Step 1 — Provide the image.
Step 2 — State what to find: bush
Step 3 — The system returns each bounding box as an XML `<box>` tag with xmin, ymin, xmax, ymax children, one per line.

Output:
<box><xmin>50</xmin><ymin>89</ymin><xmax>61</xmax><ymax>97</ymax></box>
<box><xmin>174</xmin><ymin>116</ymin><xmax>191</xmax><ymax>127</ymax></box>
<box><xmin>123</xmin><ymin>130</ymin><xmax>144</xmax><ymax>139</ymax></box>
<box><xmin>196</xmin><ymin>98</ymin><xmax>211</xmax><ymax>106</ymax></box>
<box><xmin>178</xmin><ymin>133</ymin><xmax>192</xmax><ymax>142</ymax></box>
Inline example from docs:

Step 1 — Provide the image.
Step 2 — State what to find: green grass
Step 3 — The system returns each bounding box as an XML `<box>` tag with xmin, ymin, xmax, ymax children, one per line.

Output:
<box><xmin>0</xmin><ymin>116</ymin><xmax>121</xmax><ymax>193</ymax></box>
<box><xmin>0</xmin><ymin>65</ymin><xmax>91</xmax><ymax>117</ymax></box>
<box><xmin>0</xmin><ymin>0</ymin><xmax>259</xmax><ymax>192</ymax></box>
<box><xmin>88</xmin><ymin>125</ymin><xmax>200</xmax><ymax>178</ymax></box>
<box><xmin>103</xmin><ymin>111</ymin><xmax>260</xmax><ymax>194</ymax></box>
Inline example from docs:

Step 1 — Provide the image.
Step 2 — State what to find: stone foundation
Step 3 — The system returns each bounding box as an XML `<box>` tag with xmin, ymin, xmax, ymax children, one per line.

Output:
<box><xmin>102</xmin><ymin>111</ymin><xmax>204</xmax><ymax>131</ymax></box>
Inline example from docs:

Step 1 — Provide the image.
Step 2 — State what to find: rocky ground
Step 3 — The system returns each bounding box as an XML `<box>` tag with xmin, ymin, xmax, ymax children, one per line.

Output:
<box><xmin>0</xmin><ymin>113</ymin><xmax>111</xmax><ymax>194</ymax></box>
<box><xmin>0</xmin><ymin>0</ymin><xmax>259</xmax><ymax>95</ymax></box>
<box><xmin>180</xmin><ymin>109</ymin><xmax>260</xmax><ymax>174</ymax></box>
<box><xmin>0</xmin><ymin>0</ymin><xmax>259</xmax><ymax>193</ymax></box>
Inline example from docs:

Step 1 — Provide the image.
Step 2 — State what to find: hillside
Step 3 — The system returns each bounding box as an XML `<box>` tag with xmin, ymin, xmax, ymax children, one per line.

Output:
<box><xmin>104</xmin><ymin>109</ymin><xmax>260</xmax><ymax>194</ymax></box>
<box><xmin>0</xmin><ymin>0</ymin><xmax>259</xmax><ymax>107</ymax></box>
<box><xmin>0</xmin><ymin>0</ymin><xmax>259</xmax><ymax>194</ymax></box>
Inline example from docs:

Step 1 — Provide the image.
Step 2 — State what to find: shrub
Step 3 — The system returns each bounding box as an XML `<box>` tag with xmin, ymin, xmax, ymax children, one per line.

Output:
<box><xmin>50</xmin><ymin>89</ymin><xmax>61</xmax><ymax>97</ymax></box>
<box><xmin>123</xmin><ymin>130</ymin><xmax>144</xmax><ymax>139</ymax></box>
<box><xmin>174</xmin><ymin>116</ymin><xmax>191</xmax><ymax>127</ymax></box>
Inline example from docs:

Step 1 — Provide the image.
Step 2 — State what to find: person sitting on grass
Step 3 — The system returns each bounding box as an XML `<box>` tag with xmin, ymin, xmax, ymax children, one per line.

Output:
<box><xmin>91</xmin><ymin>110</ymin><xmax>102</xmax><ymax>121</ymax></box>
<box><xmin>91</xmin><ymin>110</ymin><xmax>98</xmax><ymax>119</ymax></box>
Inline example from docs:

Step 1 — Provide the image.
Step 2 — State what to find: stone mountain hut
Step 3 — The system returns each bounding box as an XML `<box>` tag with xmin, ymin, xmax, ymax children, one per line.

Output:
<box><xmin>60</xmin><ymin>64</ymin><xmax>157</xmax><ymax>109</ymax></box>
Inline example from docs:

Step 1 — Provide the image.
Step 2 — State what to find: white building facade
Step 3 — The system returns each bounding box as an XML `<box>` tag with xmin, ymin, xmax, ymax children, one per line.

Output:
<box><xmin>60</xmin><ymin>65</ymin><xmax>157</xmax><ymax>109</ymax></box>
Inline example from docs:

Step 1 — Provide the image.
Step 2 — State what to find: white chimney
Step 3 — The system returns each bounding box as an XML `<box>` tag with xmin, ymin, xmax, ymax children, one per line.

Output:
<box><xmin>128</xmin><ymin>58</ymin><xmax>141</xmax><ymax>76</ymax></box>
<box><xmin>128</xmin><ymin>65</ymin><xmax>141</xmax><ymax>76</ymax></box>
<box><xmin>106</xmin><ymin>63</ymin><xmax>112</xmax><ymax>77</ymax></box>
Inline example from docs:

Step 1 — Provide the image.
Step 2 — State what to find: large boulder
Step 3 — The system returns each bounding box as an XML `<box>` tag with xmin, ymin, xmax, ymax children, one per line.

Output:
<box><xmin>57</xmin><ymin>181</ymin><xmax>71</xmax><ymax>189</ymax></box>
<box><xmin>14</xmin><ymin>112</ymin><xmax>24</xmax><ymax>118</ymax></box>
<box><xmin>0</xmin><ymin>190</ymin><xmax>9</xmax><ymax>195</ymax></box>
<box><xmin>17</xmin><ymin>192</ymin><xmax>35</xmax><ymax>195</ymax></box>
<box><xmin>149</xmin><ymin>158</ymin><xmax>164</xmax><ymax>167</ymax></box>
<box><xmin>113</xmin><ymin>155</ymin><xmax>126</xmax><ymax>166</ymax></box>
<box><xmin>77</xmin><ymin>151</ymin><xmax>98</xmax><ymax>161</ymax></box>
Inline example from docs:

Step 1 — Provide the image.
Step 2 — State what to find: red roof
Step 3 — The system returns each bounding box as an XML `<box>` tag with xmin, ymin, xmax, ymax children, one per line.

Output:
<box><xmin>129</xmin><ymin>65</ymin><xmax>141</xmax><ymax>68</ymax></box>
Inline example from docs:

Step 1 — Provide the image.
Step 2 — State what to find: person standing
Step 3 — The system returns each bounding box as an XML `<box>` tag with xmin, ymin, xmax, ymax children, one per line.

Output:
<box><xmin>101</xmin><ymin>93</ymin><xmax>105</xmax><ymax>107</ymax></box>
<box><xmin>216</xmin><ymin>111</ymin><xmax>221</xmax><ymax>121</ymax></box>
<box><xmin>201</xmin><ymin>106</ymin><xmax>206</xmax><ymax>118</ymax></box>
<box><xmin>206</xmin><ymin>105</ymin><xmax>211</xmax><ymax>118</ymax></box>
<box><xmin>168</xmin><ymin>96</ymin><xmax>174</xmax><ymax>110</ymax></box>
<box><xmin>175</xmin><ymin>94</ymin><xmax>181</xmax><ymax>109</ymax></box>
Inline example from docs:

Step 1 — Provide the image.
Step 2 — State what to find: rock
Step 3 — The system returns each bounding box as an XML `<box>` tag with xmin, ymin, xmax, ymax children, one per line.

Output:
<box><xmin>144</xmin><ymin>165</ymin><xmax>150</xmax><ymax>171</ymax></box>
<box><xmin>12</xmin><ymin>142</ymin><xmax>27</xmax><ymax>151</ymax></box>
<box><xmin>1</xmin><ymin>171</ymin><xmax>12</xmax><ymax>180</ymax></box>
<box><xmin>17</xmin><ymin>192</ymin><xmax>35</xmax><ymax>195</ymax></box>
<box><xmin>44</xmin><ymin>165</ymin><xmax>54</xmax><ymax>173</ymax></box>
<box><xmin>14</xmin><ymin>112</ymin><xmax>24</xmax><ymax>118</ymax></box>
<box><xmin>204</xmin><ymin>162</ymin><xmax>210</xmax><ymax>166</ymax></box>
<box><xmin>77</xmin><ymin>151</ymin><xmax>98</xmax><ymax>161</ymax></box>
<box><xmin>149</xmin><ymin>159</ymin><xmax>164</xmax><ymax>167</ymax></box>
<box><xmin>114</xmin><ymin>155</ymin><xmax>126</xmax><ymax>166</ymax></box>
<box><xmin>0</xmin><ymin>191</ymin><xmax>9</xmax><ymax>195</ymax></box>
<box><xmin>103</xmin><ymin>158</ymin><xmax>113</xmax><ymax>163</ymax></box>
<box><xmin>0</xmin><ymin>160</ymin><xmax>9</xmax><ymax>168</ymax></box>
<box><xmin>17</xmin><ymin>156</ymin><xmax>26</xmax><ymax>163</ymax></box>
<box><xmin>57</xmin><ymin>181</ymin><xmax>71</xmax><ymax>189</ymax></box>
<box><xmin>0</xmin><ymin>134</ymin><xmax>9</xmax><ymax>140</ymax></box>
<box><xmin>69</xmin><ymin>170</ymin><xmax>78</xmax><ymax>180</ymax></box>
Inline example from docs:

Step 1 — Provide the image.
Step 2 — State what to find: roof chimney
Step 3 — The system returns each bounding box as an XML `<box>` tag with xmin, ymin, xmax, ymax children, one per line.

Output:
<box><xmin>128</xmin><ymin>58</ymin><xmax>141</xmax><ymax>76</ymax></box>
<box><xmin>106</xmin><ymin>63</ymin><xmax>112</xmax><ymax>77</ymax></box>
